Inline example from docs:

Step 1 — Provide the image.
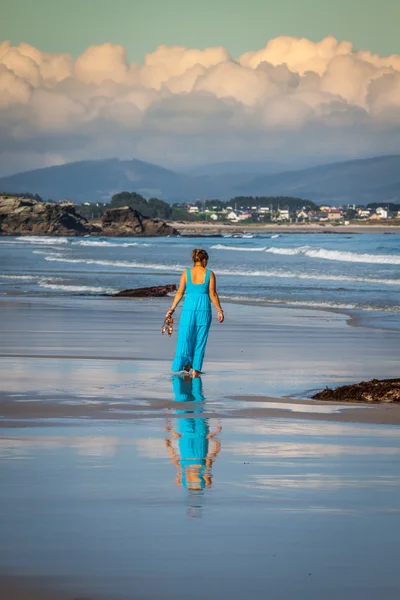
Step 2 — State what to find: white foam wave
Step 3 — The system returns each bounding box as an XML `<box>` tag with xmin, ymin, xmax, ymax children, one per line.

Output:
<box><xmin>266</xmin><ymin>245</ymin><xmax>400</xmax><ymax>264</ymax></box>
<box><xmin>220</xmin><ymin>295</ymin><xmax>400</xmax><ymax>313</ymax></box>
<box><xmin>0</xmin><ymin>274</ymin><xmax>37</xmax><ymax>280</ymax></box>
<box><xmin>43</xmin><ymin>255</ymin><xmax>184</xmax><ymax>272</ymax></box>
<box><xmin>71</xmin><ymin>240</ymin><xmax>152</xmax><ymax>247</ymax></box>
<box><xmin>213</xmin><ymin>242</ymin><xmax>400</xmax><ymax>264</ymax></box>
<box><xmin>40</xmin><ymin>254</ymin><xmax>400</xmax><ymax>285</ymax></box>
<box><xmin>38</xmin><ymin>279</ymin><xmax>116</xmax><ymax>294</ymax></box>
<box><xmin>304</xmin><ymin>247</ymin><xmax>400</xmax><ymax>265</ymax></box>
<box><xmin>16</xmin><ymin>236</ymin><xmax>69</xmax><ymax>245</ymax></box>
<box><xmin>211</xmin><ymin>244</ymin><xmax>267</xmax><ymax>252</ymax></box>
<box><xmin>266</xmin><ymin>246</ymin><xmax>307</xmax><ymax>255</ymax></box>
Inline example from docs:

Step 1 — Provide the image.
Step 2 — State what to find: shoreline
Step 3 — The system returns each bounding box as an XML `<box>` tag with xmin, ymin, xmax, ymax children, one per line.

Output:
<box><xmin>1</xmin><ymin>223</ymin><xmax>400</xmax><ymax>237</ymax></box>
<box><xmin>1</xmin><ymin>391</ymin><xmax>399</xmax><ymax>426</ymax></box>
<box><xmin>169</xmin><ymin>221</ymin><xmax>400</xmax><ymax>235</ymax></box>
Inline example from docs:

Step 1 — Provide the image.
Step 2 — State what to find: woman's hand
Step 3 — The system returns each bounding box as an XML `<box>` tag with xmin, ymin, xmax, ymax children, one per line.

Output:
<box><xmin>166</xmin><ymin>308</ymin><xmax>174</xmax><ymax>317</ymax></box>
<box><xmin>218</xmin><ymin>310</ymin><xmax>224</xmax><ymax>323</ymax></box>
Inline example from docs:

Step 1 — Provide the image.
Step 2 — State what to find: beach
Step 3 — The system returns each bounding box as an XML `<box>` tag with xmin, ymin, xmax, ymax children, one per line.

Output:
<box><xmin>1</xmin><ymin>294</ymin><xmax>400</xmax><ymax>600</ymax></box>
<box><xmin>170</xmin><ymin>221</ymin><xmax>400</xmax><ymax>235</ymax></box>
<box><xmin>1</xmin><ymin>235</ymin><xmax>400</xmax><ymax>599</ymax></box>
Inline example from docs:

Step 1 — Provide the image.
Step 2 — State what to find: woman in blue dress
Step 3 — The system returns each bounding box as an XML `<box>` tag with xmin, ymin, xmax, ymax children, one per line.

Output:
<box><xmin>166</xmin><ymin>249</ymin><xmax>224</xmax><ymax>377</ymax></box>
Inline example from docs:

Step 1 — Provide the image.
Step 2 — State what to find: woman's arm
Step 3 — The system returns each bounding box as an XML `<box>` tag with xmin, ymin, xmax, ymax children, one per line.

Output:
<box><xmin>166</xmin><ymin>271</ymin><xmax>186</xmax><ymax>316</ymax></box>
<box><xmin>209</xmin><ymin>271</ymin><xmax>224</xmax><ymax>323</ymax></box>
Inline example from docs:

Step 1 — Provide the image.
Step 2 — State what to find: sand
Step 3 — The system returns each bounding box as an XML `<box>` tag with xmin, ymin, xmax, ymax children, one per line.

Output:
<box><xmin>1</xmin><ymin>297</ymin><xmax>400</xmax><ymax>599</ymax></box>
<box><xmin>169</xmin><ymin>221</ymin><xmax>400</xmax><ymax>235</ymax></box>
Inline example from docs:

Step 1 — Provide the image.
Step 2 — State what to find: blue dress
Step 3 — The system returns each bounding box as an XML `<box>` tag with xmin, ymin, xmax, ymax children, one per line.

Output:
<box><xmin>171</xmin><ymin>268</ymin><xmax>212</xmax><ymax>372</ymax></box>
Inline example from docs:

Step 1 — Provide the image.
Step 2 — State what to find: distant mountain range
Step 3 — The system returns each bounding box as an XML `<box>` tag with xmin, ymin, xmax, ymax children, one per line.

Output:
<box><xmin>0</xmin><ymin>154</ymin><xmax>399</xmax><ymax>206</ymax></box>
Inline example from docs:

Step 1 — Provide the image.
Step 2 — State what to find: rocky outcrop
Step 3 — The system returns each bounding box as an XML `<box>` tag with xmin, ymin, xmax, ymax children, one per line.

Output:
<box><xmin>0</xmin><ymin>197</ymin><xmax>178</xmax><ymax>237</ymax></box>
<box><xmin>100</xmin><ymin>206</ymin><xmax>177</xmax><ymax>236</ymax></box>
<box><xmin>112</xmin><ymin>284</ymin><xmax>176</xmax><ymax>297</ymax></box>
<box><xmin>0</xmin><ymin>196</ymin><xmax>94</xmax><ymax>236</ymax></box>
<box><xmin>312</xmin><ymin>378</ymin><xmax>400</xmax><ymax>403</ymax></box>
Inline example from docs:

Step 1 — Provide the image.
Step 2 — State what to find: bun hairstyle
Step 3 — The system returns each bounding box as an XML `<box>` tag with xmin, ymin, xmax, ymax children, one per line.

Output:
<box><xmin>192</xmin><ymin>248</ymin><xmax>209</xmax><ymax>265</ymax></box>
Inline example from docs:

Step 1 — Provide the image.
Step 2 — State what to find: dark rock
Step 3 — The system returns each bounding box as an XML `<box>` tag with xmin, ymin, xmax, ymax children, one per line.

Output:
<box><xmin>100</xmin><ymin>206</ymin><xmax>178</xmax><ymax>237</ymax></box>
<box><xmin>312</xmin><ymin>378</ymin><xmax>400</xmax><ymax>404</ymax></box>
<box><xmin>0</xmin><ymin>196</ymin><xmax>95</xmax><ymax>236</ymax></box>
<box><xmin>112</xmin><ymin>284</ymin><xmax>177</xmax><ymax>297</ymax></box>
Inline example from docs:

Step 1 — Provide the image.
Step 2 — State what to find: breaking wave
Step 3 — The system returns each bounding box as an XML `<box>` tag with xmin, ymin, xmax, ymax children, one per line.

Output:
<box><xmin>0</xmin><ymin>274</ymin><xmax>38</xmax><ymax>280</ymax></box>
<box><xmin>16</xmin><ymin>236</ymin><xmax>69</xmax><ymax>244</ymax></box>
<box><xmin>41</xmin><ymin>254</ymin><xmax>400</xmax><ymax>285</ymax></box>
<box><xmin>266</xmin><ymin>246</ymin><xmax>400</xmax><ymax>264</ymax></box>
<box><xmin>211</xmin><ymin>244</ymin><xmax>267</xmax><ymax>252</ymax></box>
<box><xmin>38</xmin><ymin>279</ymin><xmax>117</xmax><ymax>294</ymax></box>
<box><xmin>71</xmin><ymin>240</ymin><xmax>152</xmax><ymax>247</ymax></box>
<box><xmin>219</xmin><ymin>295</ymin><xmax>400</xmax><ymax>312</ymax></box>
<box><xmin>43</xmin><ymin>255</ymin><xmax>183</xmax><ymax>271</ymax></box>
<box><xmin>213</xmin><ymin>243</ymin><xmax>400</xmax><ymax>264</ymax></box>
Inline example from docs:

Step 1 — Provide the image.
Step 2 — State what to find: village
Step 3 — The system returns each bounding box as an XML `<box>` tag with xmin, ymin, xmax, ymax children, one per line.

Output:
<box><xmin>182</xmin><ymin>201</ymin><xmax>400</xmax><ymax>224</ymax></box>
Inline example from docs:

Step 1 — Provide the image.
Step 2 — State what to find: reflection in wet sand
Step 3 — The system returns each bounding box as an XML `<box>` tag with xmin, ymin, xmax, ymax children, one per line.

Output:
<box><xmin>165</xmin><ymin>375</ymin><xmax>221</xmax><ymax>499</ymax></box>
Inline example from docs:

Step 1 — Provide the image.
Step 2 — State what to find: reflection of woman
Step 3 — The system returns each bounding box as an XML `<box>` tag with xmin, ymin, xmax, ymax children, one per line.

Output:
<box><xmin>166</xmin><ymin>249</ymin><xmax>224</xmax><ymax>377</ymax></box>
<box><xmin>165</xmin><ymin>375</ymin><xmax>221</xmax><ymax>491</ymax></box>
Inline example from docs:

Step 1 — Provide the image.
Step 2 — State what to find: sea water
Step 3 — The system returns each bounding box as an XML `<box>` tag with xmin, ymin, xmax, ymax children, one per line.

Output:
<box><xmin>0</xmin><ymin>233</ymin><xmax>399</xmax><ymax>320</ymax></box>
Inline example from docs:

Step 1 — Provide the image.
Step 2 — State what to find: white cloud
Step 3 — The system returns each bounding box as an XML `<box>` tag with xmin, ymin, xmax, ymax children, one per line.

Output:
<box><xmin>1</xmin><ymin>36</ymin><xmax>400</xmax><ymax>174</ymax></box>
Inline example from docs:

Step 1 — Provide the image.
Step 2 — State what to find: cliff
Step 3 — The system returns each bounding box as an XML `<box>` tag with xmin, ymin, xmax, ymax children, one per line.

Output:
<box><xmin>100</xmin><ymin>206</ymin><xmax>177</xmax><ymax>236</ymax></box>
<box><xmin>0</xmin><ymin>196</ymin><xmax>93</xmax><ymax>236</ymax></box>
<box><xmin>0</xmin><ymin>197</ymin><xmax>178</xmax><ymax>237</ymax></box>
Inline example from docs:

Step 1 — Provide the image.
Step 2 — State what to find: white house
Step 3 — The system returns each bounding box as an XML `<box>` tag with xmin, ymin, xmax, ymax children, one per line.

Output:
<box><xmin>277</xmin><ymin>209</ymin><xmax>290</xmax><ymax>220</ymax></box>
<box><xmin>258</xmin><ymin>207</ymin><xmax>270</xmax><ymax>213</ymax></box>
<box><xmin>227</xmin><ymin>211</ymin><xmax>240</xmax><ymax>221</ymax></box>
<box><xmin>327</xmin><ymin>209</ymin><xmax>343</xmax><ymax>221</ymax></box>
<box><xmin>188</xmin><ymin>205</ymin><xmax>199</xmax><ymax>213</ymax></box>
<box><xmin>376</xmin><ymin>207</ymin><xmax>388</xmax><ymax>219</ymax></box>
<box><xmin>296</xmin><ymin>209</ymin><xmax>309</xmax><ymax>220</ymax></box>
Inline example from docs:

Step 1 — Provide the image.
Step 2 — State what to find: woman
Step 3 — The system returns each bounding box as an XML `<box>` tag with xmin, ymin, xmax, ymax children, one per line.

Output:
<box><xmin>166</xmin><ymin>249</ymin><xmax>224</xmax><ymax>377</ymax></box>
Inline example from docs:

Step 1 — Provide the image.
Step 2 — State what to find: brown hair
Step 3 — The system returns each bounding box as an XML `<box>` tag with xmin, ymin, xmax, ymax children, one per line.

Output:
<box><xmin>192</xmin><ymin>248</ymin><xmax>209</xmax><ymax>264</ymax></box>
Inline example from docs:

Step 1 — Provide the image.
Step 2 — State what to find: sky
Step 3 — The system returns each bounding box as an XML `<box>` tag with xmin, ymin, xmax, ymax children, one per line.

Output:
<box><xmin>2</xmin><ymin>0</ymin><xmax>400</xmax><ymax>62</ymax></box>
<box><xmin>1</xmin><ymin>0</ymin><xmax>400</xmax><ymax>175</ymax></box>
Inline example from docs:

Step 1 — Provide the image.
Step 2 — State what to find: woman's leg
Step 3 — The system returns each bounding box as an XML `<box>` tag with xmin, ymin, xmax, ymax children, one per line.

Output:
<box><xmin>192</xmin><ymin>315</ymin><xmax>211</xmax><ymax>374</ymax></box>
<box><xmin>171</xmin><ymin>311</ymin><xmax>195</xmax><ymax>372</ymax></box>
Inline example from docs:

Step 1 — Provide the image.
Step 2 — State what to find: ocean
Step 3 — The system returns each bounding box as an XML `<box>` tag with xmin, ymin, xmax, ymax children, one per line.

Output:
<box><xmin>1</xmin><ymin>232</ymin><xmax>399</xmax><ymax>323</ymax></box>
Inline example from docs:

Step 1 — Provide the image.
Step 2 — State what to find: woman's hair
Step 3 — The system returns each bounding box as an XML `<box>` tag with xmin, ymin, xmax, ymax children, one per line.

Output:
<box><xmin>192</xmin><ymin>248</ymin><xmax>209</xmax><ymax>264</ymax></box>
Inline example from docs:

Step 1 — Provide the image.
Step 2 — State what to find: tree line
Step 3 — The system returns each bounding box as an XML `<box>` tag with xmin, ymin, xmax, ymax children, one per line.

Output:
<box><xmin>77</xmin><ymin>192</ymin><xmax>316</xmax><ymax>221</ymax></box>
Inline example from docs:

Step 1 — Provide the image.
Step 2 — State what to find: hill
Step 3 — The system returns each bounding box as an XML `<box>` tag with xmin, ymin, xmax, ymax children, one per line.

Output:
<box><xmin>0</xmin><ymin>158</ymin><xmax>196</xmax><ymax>204</ymax></box>
<box><xmin>237</xmin><ymin>155</ymin><xmax>400</xmax><ymax>205</ymax></box>
<box><xmin>0</xmin><ymin>196</ymin><xmax>177</xmax><ymax>237</ymax></box>
<box><xmin>0</xmin><ymin>154</ymin><xmax>399</xmax><ymax>205</ymax></box>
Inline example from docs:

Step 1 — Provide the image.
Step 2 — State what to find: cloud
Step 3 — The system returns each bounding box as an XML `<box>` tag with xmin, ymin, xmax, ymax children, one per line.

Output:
<box><xmin>1</xmin><ymin>35</ymin><xmax>400</xmax><ymax>174</ymax></box>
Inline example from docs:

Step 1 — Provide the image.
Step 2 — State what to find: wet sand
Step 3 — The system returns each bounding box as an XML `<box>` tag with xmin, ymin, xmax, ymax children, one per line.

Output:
<box><xmin>1</xmin><ymin>391</ymin><xmax>400</xmax><ymax>426</ymax></box>
<box><xmin>1</xmin><ymin>417</ymin><xmax>400</xmax><ymax>600</ymax></box>
<box><xmin>1</xmin><ymin>297</ymin><xmax>400</xmax><ymax>599</ymax></box>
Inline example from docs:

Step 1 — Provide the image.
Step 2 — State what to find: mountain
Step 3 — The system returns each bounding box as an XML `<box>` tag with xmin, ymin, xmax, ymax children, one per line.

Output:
<box><xmin>0</xmin><ymin>158</ymin><xmax>198</xmax><ymax>204</ymax></box>
<box><xmin>183</xmin><ymin>157</ymin><xmax>321</xmax><ymax>177</ymax></box>
<box><xmin>236</xmin><ymin>155</ymin><xmax>400</xmax><ymax>205</ymax></box>
<box><xmin>0</xmin><ymin>154</ymin><xmax>399</xmax><ymax>205</ymax></box>
<box><xmin>184</xmin><ymin>161</ymin><xmax>288</xmax><ymax>177</ymax></box>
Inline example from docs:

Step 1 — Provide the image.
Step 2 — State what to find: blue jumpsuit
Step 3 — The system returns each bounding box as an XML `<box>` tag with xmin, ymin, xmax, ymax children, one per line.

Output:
<box><xmin>171</xmin><ymin>268</ymin><xmax>212</xmax><ymax>372</ymax></box>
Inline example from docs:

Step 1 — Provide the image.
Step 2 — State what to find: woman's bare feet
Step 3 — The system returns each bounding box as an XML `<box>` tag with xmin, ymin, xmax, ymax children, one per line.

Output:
<box><xmin>192</xmin><ymin>370</ymin><xmax>202</xmax><ymax>378</ymax></box>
